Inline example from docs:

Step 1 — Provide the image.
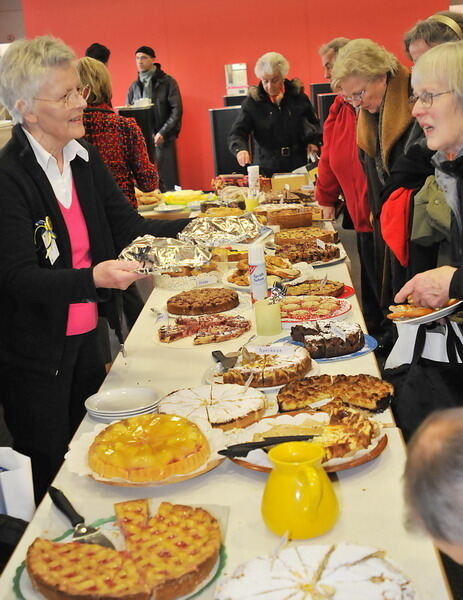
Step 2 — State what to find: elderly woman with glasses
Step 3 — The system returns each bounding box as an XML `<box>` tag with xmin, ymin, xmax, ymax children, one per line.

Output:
<box><xmin>331</xmin><ymin>39</ymin><xmax>415</xmax><ymax>331</ymax></box>
<box><xmin>228</xmin><ymin>51</ymin><xmax>321</xmax><ymax>177</ymax></box>
<box><xmin>0</xmin><ymin>36</ymin><xmax>190</xmax><ymax>501</ymax></box>
<box><xmin>396</xmin><ymin>41</ymin><xmax>463</xmax><ymax>308</ymax></box>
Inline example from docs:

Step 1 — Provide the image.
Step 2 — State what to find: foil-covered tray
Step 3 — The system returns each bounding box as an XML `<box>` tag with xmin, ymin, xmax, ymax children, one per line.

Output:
<box><xmin>178</xmin><ymin>213</ymin><xmax>264</xmax><ymax>247</ymax></box>
<box><xmin>118</xmin><ymin>235</ymin><xmax>211</xmax><ymax>274</ymax></box>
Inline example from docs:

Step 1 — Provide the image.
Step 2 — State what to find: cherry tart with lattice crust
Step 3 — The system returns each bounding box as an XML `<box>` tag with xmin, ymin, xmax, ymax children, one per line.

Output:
<box><xmin>26</xmin><ymin>538</ymin><xmax>150</xmax><ymax>600</ymax></box>
<box><xmin>27</xmin><ymin>501</ymin><xmax>222</xmax><ymax>600</ymax></box>
<box><xmin>115</xmin><ymin>500</ymin><xmax>221</xmax><ymax>600</ymax></box>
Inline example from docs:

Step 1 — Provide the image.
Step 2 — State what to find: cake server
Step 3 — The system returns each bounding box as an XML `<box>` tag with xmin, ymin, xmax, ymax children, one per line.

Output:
<box><xmin>48</xmin><ymin>486</ymin><xmax>115</xmax><ymax>549</ymax></box>
<box><xmin>218</xmin><ymin>435</ymin><xmax>315</xmax><ymax>457</ymax></box>
<box><xmin>211</xmin><ymin>350</ymin><xmax>238</xmax><ymax>372</ymax></box>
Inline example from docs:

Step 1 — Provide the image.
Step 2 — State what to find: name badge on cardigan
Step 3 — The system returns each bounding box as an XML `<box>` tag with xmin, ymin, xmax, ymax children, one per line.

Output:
<box><xmin>41</xmin><ymin>231</ymin><xmax>59</xmax><ymax>265</ymax></box>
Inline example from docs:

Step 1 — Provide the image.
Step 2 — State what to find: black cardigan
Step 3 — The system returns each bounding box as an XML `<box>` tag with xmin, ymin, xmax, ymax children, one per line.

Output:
<box><xmin>0</xmin><ymin>125</ymin><xmax>189</xmax><ymax>374</ymax></box>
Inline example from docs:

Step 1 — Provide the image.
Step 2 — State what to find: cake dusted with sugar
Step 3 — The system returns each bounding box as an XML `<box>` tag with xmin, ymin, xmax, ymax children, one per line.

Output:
<box><xmin>159</xmin><ymin>384</ymin><xmax>266</xmax><ymax>430</ymax></box>
<box><xmin>216</xmin><ymin>543</ymin><xmax>415</xmax><ymax>599</ymax></box>
<box><xmin>291</xmin><ymin>320</ymin><xmax>364</xmax><ymax>358</ymax></box>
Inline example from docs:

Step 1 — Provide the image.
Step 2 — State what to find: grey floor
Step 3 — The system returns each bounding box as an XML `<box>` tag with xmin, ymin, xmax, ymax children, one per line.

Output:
<box><xmin>0</xmin><ymin>217</ymin><xmax>361</xmax><ymax>448</ymax></box>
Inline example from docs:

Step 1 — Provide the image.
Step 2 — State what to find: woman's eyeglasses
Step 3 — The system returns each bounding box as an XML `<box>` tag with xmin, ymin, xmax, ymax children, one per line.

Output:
<box><xmin>342</xmin><ymin>88</ymin><xmax>367</xmax><ymax>104</ymax></box>
<box><xmin>33</xmin><ymin>85</ymin><xmax>91</xmax><ymax>108</ymax></box>
<box><xmin>409</xmin><ymin>90</ymin><xmax>454</xmax><ymax>107</ymax></box>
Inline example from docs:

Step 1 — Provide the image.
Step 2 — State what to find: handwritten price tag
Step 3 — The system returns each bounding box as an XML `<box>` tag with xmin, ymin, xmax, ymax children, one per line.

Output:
<box><xmin>247</xmin><ymin>344</ymin><xmax>293</xmax><ymax>355</ymax></box>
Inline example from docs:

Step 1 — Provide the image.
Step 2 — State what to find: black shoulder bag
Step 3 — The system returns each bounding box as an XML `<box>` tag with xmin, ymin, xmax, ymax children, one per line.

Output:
<box><xmin>383</xmin><ymin>317</ymin><xmax>463</xmax><ymax>441</ymax></box>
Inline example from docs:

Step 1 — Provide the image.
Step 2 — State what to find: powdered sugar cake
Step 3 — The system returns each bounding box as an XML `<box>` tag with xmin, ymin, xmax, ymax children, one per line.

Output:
<box><xmin>216</xmin><ymin>543</ymin><xmax>415</xmax><ymax>599</ymax></box>
<box><xmin>158</xmin><ymin>384</ymin><xmax>266</xmax><ymax>430</ymax></box>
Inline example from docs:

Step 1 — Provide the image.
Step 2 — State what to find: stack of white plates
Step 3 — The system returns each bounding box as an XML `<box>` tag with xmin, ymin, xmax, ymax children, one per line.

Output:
<box><xmin>85</xmin><ymin>387</ymin><xmax>160</xmax><ymax>422</ymax></box>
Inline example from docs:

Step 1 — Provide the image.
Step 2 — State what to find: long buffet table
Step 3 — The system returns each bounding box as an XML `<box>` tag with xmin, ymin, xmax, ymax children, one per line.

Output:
<box><xmin>0</xmin><ymin>245</ymin><xmax>453</xmax><ymax>599</ymax></box>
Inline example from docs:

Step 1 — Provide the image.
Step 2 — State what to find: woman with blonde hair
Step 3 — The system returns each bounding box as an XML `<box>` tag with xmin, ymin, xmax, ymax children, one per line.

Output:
<box><xmin>77</xmin><ymin>56</ymin><xmax>158</xmax><ymax>208</ymax></box>
<box><xmin>331</xmin><ymin>39</ymin><xmax>415</xmax><ymax>329</ymax></box>
<box><xmin>77</xmin><ymin>56</ymin><xmax>160</xmax><ymax>331</ymax></box>
<box><xmin>228</xmin><ymin>51</ymin><xmax>321</xmax><ymax>176</ymax></box>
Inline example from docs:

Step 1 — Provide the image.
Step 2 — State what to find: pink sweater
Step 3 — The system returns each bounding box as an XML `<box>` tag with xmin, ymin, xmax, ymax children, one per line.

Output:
<box><xmin>58</xmin><ymin>183</ymin><xmax>98</xmax><ymax>335</ymax></box>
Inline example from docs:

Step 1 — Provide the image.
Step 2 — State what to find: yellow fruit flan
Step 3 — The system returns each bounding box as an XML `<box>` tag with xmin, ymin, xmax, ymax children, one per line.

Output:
<box><xmin>88</xmin><ymin>414</ymin><xmax>210</xmax><ymax>483</ymax></box>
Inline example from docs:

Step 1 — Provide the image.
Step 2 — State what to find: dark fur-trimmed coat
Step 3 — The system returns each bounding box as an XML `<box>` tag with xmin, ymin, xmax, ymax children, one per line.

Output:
<box><xmin>228</xmin><ymin>78</ymin><xmax>321</xmax><ymax>177</ymax></box>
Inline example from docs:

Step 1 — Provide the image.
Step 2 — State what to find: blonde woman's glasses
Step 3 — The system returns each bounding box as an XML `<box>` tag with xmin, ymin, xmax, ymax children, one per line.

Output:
<box><xmin>342</xmin><ymin>88</ymin><xmax>367</xmax><ymax>103</ymax></box>
<box><xmin>34</xmin><ymin>85</ymin><xmax>91</xmax><ymax>108</ymax></box>
<box><xmin>409</xmin><ymin>90</ymin><xmax>454</xmax><ymax>108</ymax></box>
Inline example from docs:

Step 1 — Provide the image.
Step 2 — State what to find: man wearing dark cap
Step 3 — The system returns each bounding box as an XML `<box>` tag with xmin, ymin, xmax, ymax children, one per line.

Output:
<box><xmin>85</xmin><ymin>43</ymin><xmax>110</xmax><ymax>64</ymax></box>
<box><xmin>127</xmin><ymin>45</ymin><xmax>182</xmax><ymax>190</ymax></box>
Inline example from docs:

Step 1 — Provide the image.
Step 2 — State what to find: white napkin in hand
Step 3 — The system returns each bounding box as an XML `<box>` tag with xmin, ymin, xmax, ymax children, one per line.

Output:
<box><xmin>0</xmin><ymin>448</ymin><xmax>35</xmax><ymax>520</ymax></box>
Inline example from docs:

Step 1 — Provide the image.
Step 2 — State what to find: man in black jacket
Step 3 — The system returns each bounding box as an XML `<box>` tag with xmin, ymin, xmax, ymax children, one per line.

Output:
<box><xmin>127</xmin><ymin>45</ymin><xmax>182</xmax><ymax>190</ymax></box>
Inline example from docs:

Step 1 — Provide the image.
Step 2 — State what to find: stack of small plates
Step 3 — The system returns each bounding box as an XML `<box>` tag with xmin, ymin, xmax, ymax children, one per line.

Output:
<box><xmin>85</xmin><ymin>387</ymin><xmax>160</xmax><ymax>422</ymax></box>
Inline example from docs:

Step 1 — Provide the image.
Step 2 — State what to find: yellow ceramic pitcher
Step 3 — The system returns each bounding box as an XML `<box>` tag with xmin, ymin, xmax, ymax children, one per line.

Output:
<box><xmin>261</xmin><ymin>441</ymin><xmax>339</xmax><ymax>539</ymax></box>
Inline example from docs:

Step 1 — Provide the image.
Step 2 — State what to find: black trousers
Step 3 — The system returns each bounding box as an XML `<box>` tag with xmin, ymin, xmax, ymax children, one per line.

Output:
<box><xmin>357</xmin><ymin>231</ymin><xmax>387</xmax><ymax>333</ymax></box>
<box><xmin>2</xmin><ymin>329</ymin><xmax>106</xmax><ymax>503</ymax></box>
<box><xmin>155</xmin><ymin>140</ymin><xmax>179</xmax><ymax>191</ymax></box>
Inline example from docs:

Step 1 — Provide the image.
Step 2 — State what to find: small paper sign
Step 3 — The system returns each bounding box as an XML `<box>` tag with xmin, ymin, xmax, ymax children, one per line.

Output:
<box><xmin>316</xmin><ymin>238</ymin><xmax>326</xmax><ymax>250</ymax></box>
<box><xmin>331</xmin><ymin>324</ymin><xmax>347</xmax><ymax>341</ymax></box>
<box><xmin>247</xmin><ymin>344</ymin><xmax>293</xmax><ymax>355</ymax></box>
<box><xmin>196</xmin><ymin>273</ymin><xmax>218</xmax><ymax>287</ymax></box>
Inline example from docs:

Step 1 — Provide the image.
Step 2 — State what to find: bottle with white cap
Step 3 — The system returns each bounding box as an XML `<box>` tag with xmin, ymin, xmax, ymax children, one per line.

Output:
<box><xmin>248</xmin><ymin>244</ymin><xmax>267</xmax><ymax>303</ymax></box>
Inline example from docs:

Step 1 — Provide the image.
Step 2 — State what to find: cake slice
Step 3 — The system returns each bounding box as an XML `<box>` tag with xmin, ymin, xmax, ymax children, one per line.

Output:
<box><xmin>26</xmin><ymin>538</ymin><xmax>150</xmax><ymax>600</ymax></box>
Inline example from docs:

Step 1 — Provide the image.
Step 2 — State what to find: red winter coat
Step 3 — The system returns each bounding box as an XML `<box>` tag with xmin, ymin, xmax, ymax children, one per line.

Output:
<box><xmin>315</xmin><ymin>95</ymin><xmax>371</xmax><ymax>232</ymax></box>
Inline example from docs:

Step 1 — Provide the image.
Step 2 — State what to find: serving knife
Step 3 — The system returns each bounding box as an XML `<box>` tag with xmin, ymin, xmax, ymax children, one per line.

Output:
<box><xmin>48</xmin><ymin>486</ymin><xmax>115</xmax><ymax>549</ymax></box>
<box><xmin>211</xmin><ymin>350</ymin><xmax>238</xmax><ymax>372</ymax></box>
<box><xmin>218</xmin><ymin>435</ymin><xmax>315</xmax><ymax>457</ymax></box>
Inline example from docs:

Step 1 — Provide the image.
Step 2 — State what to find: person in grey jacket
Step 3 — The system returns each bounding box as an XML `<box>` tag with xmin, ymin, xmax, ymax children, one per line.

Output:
<box><xmin>127</xmin><ymin>45</ymin><xmax>182</xmax><ymax>190</ymax></box>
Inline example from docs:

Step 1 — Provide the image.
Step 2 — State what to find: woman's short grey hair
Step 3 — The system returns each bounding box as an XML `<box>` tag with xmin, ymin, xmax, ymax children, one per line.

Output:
<box><xmin>255</xmin><ymin>52</ymin><xmax>289</xmax><ymax>79</ymax></box>
<box><xmin>411</xmin><ymin>41</ymin><xmax>463</xmax><ymax>111</ymax></box>
<box><xmin>0</xmin><ymin>36</ymin><xmax>75</xmax><ymax>124</ymax></box>
<box><xmin>404</xmin><ymin>408</ymin><xmax>463</xmax><ymax>544</ymax></box>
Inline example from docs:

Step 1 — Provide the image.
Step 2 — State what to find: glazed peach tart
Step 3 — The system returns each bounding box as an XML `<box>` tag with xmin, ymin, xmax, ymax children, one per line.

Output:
<box><xmin>88</xmin><ymin>413</ymin><xmax>210</xmax><ymax>483</ymax></box>
<box><xmin>26</xmin><ymin>500</ymin><xmax>222</xmax><ymax>600</ymax></box>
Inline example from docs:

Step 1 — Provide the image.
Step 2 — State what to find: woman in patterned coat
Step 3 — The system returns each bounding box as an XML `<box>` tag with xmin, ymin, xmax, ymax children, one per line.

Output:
<box><xmin>77</xmin><ymin>57</ymin><xmax>158</xmax><ymax>208</ymax></box>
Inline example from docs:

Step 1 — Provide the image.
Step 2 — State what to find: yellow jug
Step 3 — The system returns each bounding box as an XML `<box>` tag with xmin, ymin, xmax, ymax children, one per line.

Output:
<box><xmin>261</xmin><ymin>441</ymin><xmax>339</xmax><ymax>539</ymax></box>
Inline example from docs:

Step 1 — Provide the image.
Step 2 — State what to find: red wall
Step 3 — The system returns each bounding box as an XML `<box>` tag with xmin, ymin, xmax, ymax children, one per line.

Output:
<box><xmin>22</xmin><ymin>0</ymin><xmax>444</xmax><ymax>190</ymax></box>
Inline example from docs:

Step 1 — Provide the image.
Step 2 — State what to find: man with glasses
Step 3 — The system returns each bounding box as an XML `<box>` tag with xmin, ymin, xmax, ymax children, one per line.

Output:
<box><xmin>127</xmin><ymin>45</ymin><xmax>182</xmax><ymax>191</ymax></box>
